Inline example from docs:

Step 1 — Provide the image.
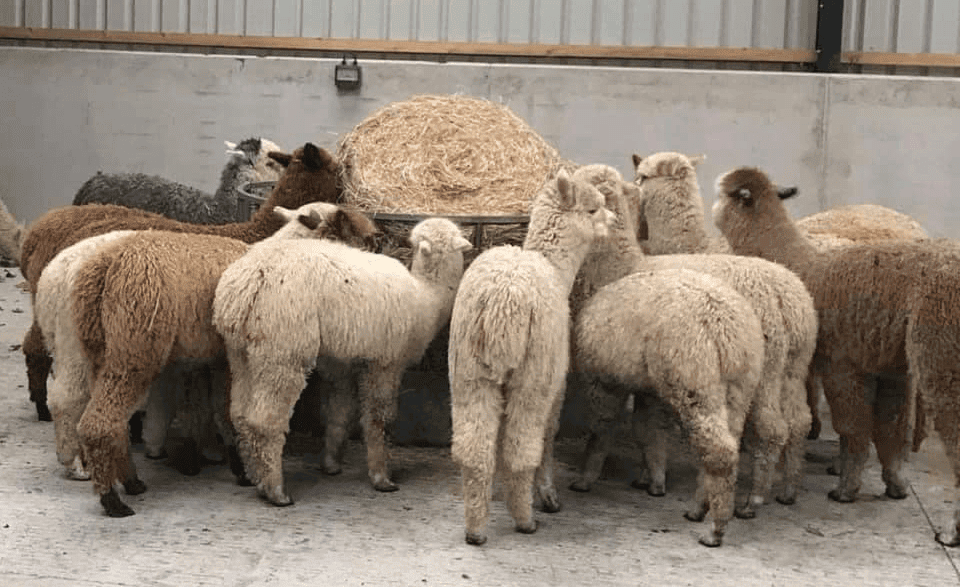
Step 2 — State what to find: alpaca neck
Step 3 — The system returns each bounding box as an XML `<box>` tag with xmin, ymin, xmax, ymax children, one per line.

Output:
<box><xmin>213</xmin><ymin>157</ymin><xmax>255</xmax><ymax>208</ymax></box>
<box><xmin>525</xmin><ymin>231</ymin><xmax>592</xmax><ymax>295</ymax></box>
<box><xmin>726</xmin><ymin>205</ymin><xmax>818</xmax><ymax>275</ymax></box>
<box><xmin>645</xmin><ymin>178</ymin><xmax>712</xmax><ymax>254</ymax></box>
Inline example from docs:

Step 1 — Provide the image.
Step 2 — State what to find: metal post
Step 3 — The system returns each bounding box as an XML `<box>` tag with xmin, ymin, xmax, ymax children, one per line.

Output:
<box><xmin>814</xmin><ymin>0</ymin><xmax>845</xmax><ymax>72</ymax></box>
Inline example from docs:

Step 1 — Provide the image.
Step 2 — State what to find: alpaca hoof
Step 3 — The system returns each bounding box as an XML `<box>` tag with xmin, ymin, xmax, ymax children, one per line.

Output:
<box><xmin>465</xmin><ymin>531</ymin><xmax>487</xmax><ymax>546</ymax></box>
<box><xmin>630</xmin><ymin>478</ymin><xmax>648</xmax><ymax>491</ymax></box>
<box><xmin>734</xmin><ymin>506</ymin><xmax>756</xmax><ymax>520</ymax></box>
<box><xmin>828</xmin><ymin>488</ymin><xmax>856</xmax><ymax>503</ymax></box>
<box><xmin>684</xmin><ymin>510</ymin><xmax>706</xmax><ymax>523</ymax></box>
<box><xmin>646</xmin><ymin>482</ymin><xmax>666</xmax><ymax>497</ymax></box>
<box><xmin>776</xmin><ymin>493</ymin><xmax>797</xmax><ymax>506</ymax></box>
<box><xmin>568</xmin><ymin>479</ymin><xmax>592</xmax><ymax>493</ymax></box>
<box><xmin>258</xmin><ymin>485</ymin><xmax>293</xmax><ymax>507</ymax></box>
<box><xmin>515</xmin><ymin>520</ymin><xmax>538</xmax><ymax>535</ymax></box>
<box><xmin>144</xmin><ymin>448</ymin><xmax>167</xmax><ymax>460</ymax></box>
<box><xmin>539</xmin><ymin>487</ymin><xmax>561</xmax><ymax>514</ymax></box>
<box><xmin>935</xmin><ymin>529</ymin><xmax>960</xmax><ymax>547</ymax></box>
<box><xmin>123</xmin><ymin>477</ymin><xmax>147</xmax><ymax>495</ymax></box>
<box><xmin>101</xmin><ymin>489</ymin><xmax>135</xmax><ymax>517</ymax></box>
<box><xmin>373</xmin><ymin>479</ymin><xmax>398</xmax><ymax>493</ymax></box>
<box><xmin>227</xmin><ymin>446</ymin><xmax>251</xmax><ymax>485</ymax></box>
<box><xmin>698</xmin><ymin>533</ymin><xmax>723</xmax><ymax>548</ymax></box>
<box><xmin>35</xmin><ymin>402</ymin><xmax>52</xmax><ymax>422</ymax></box>
<box><xmin>885</xmin><ymin>484</ymin><xmax>909</xmax><ymax>500</ymax></box>
<box><xmin>65</xmin><ymin>456</ymin><xmax>90</xmax><ymax>481</ymax></box>
<box><xmin>322</xmin><ymin>463</ymin><xmax>343</xmax><ymax>476</ymax></box>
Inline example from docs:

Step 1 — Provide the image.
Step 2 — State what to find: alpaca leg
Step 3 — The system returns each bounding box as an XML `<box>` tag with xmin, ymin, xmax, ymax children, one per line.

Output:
<box><xmin>77</xmin><ymin>369</ymin><xmax>153</xmax><ymax>517</ymax></box>
<box><xmin>23</xmin><ymin>321</ymin><xmax>53</xmax><ymax>421</ymax></box>
<box><xmin>358</xmin><ymin>365</ymin><xmax>402</xmax><ymax>492</ymax></box>
<box><xmin>806</xmin><ymin>375</ymin><xmax>822</xmax><ymax>440</ymax></box>
<box><xmin>631</xmin><ymin>392</ymin><xmax>671</xmax><ymax>497</ymax></box>
<box><xmin>322</xmin><ymin>365</ymin><xmax>357</xmax><ymax>476</ymax></box>
<box><xmin>451</xmin><ymin>377</ymin><xmax>503</xmax><ymax>545</ymax></box>
<box><xmin>504</xmin><ymin>465</ymin><xmax>538</xmax><ymax>534</ymax></box>
<box><xmin>534</xmin><ymin>391</ymin><xmax>565</xmax><ymax>513</ymax></box>
<box><xmin>934</xmin><ymin>410</ymin><xmax>960</xmax><ymax>546</ymax></box>
<box><xmin>872</xmin><ymin>373</ymin><xmax>911</xmax><ymax>500</ymax></box>
<box><xmin>778</xmin><ymin>381</ymin><xmax>812</xmax><ymax>505</ymax></box>
<box><xmin>569</xmin><ymin>378</ymin><xmax>624</xmax><ymax>492</ymax></box>
<box><xmin>232</xmin><ymin>355</ymin><xmax>306</xmax><ymax>506</ymax></box>
<box><xmin>821</xmin><ymin>367</ymin><xmax>873</xmax><ymax>502</ymax></box>
<box><xmin>141</xmin><ymin>370</ymin><xmax>177</xmax><ymax>460</ymax></box>
<box><xmin>47</xmin><ymin>355</ymin><xmax>92</xmax><ymax>480</ymax></box>
<box><xmin>737</xmin><ymin>376</ymin><xmax>788</xmax><ymax>519</ymax></box>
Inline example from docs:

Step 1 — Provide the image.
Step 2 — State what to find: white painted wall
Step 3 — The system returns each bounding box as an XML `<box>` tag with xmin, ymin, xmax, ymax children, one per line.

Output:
<box><xmin>2</xmin><ymin>46</ymin><xmax>959</xmax><ymax>237</ymax></box>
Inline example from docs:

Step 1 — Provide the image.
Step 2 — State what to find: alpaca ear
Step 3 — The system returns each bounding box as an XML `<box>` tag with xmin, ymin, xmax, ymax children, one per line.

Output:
<box><xmin>297</xmin><ymin>212</ymin><xmax>322</xmax><ymax>231</ymax></box>
<box><xmin>454</xmin><ymin>235</ymin><xmax>473</xmax><ymax>252</ymax></box>
<box><xmin>631</xmin><ymin>153</ymin><xmax>643</xmax><ymax>168</ymax></box>
<box><xmin>556</xmin><ymin>169</ymin><xmax>575</xmax><ymax>209</ymax></box>
<box><xmin>269</xmin><ymin>151</ymin><xmax>293</xmax><ymax>168</ymax></box>
<box><xmin>735</xmin><ymin>187</ymin><xmax>754</xmax><ymax>207</ymax></box>
<box><xmin>302</xmin><ymin>143</ymin><xmax>336</xmax><ymax>171</ymax></box>
<box><xmin>224</xmin><ymin>140</ymin><xmax>237</xmax><ymax>150</ymax></box>
<box><xmin>688</xmin><ymin>154</ymin><xmax>706</xmax><ymax>167</ymax></box>
<box><xmin>777</xmin><ymin>186</ymin><xmax>799</xmax><ymax>200</ymax></box>
<box><xmin>273</xmin><ymin>205</ymin><xmax>296</xmax><ymax>223</ymax></box>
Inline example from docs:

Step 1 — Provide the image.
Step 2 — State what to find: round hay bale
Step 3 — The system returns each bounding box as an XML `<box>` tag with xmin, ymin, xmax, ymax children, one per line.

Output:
<box><xmin>337</xmin><ymin>94</ymin><xmax>571</xmax><ymax>215</ymax></box>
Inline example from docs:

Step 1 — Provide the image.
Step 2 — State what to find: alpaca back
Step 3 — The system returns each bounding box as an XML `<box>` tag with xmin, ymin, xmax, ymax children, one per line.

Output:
<box><xmin>36</xmin><ymin>230</ymin><xmax>137</xmax><ymax>357</ymax></box>
<box><xmin>215</xmin><ymin>239</ymin><xmax>437</xmax><ymax>367</ymax></box>
<box><xmin>450</xmin><ymin>245</ymin><xmax>566</xmax><ymax>380</ymax></box>
<box><xmin>576</xmin><ymin>268</ymin><xmax>763</xmax><ymax>396</ymax></box>
<box><xmin>72</xmin><ymin>231</ymin><xmax>250</xmax><ymax>369</ymax></box>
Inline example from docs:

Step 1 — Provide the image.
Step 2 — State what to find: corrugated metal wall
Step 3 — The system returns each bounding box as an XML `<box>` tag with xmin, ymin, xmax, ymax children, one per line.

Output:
<box><xmin>1</xmin><ymin>0</ymin><xmax>815</xmax><ymax>49</ymax></box>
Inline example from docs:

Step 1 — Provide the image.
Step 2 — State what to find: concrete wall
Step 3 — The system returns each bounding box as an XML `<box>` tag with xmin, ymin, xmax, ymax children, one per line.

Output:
<box><xmin>2</xmin><ymin>46</ymin><xmax>959</xmax><ymax>237</ymax></box>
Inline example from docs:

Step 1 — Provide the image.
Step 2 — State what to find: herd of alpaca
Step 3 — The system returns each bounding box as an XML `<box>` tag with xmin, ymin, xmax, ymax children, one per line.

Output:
<box><xmin>3</xmin><ymin>135</ymin><xmax>959</xmax><ymax>549</ymax></box>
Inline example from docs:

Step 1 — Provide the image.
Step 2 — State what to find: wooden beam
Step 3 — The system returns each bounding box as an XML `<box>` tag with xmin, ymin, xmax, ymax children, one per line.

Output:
<box><xmin>0</xmin><ymin>27</ymin><xmax>816</xmax><ymax>64</ymax></box>
<box><xmin>843</xmin><ymin>51</ymin><xmax>960</xmax><ymax>68</ymax></box>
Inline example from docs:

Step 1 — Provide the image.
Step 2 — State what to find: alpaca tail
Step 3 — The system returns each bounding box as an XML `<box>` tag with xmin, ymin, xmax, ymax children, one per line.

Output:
<box><xmin>0</xmin><ymin>198</ymin><xmax>23</xmax><ymax>266</ymax></box>
<box><xmin>452</xmin><ymin>288</ymin><xmax>534</xmax><ymax>379</ymax></box>
<box><xmin>211</xmin><ymin>267</ymin><xmax>265</xmax><ymax>345</ymax></box>
<box><xmin>70</xmin><ymin>251</ymin><xmax>112</xmax><ymax>369</ymax></box>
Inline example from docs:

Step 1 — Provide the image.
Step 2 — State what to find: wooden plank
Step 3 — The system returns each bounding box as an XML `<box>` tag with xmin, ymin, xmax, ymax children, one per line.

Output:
<box><xmin>843</xmin><ymin>50</ymin><xmax>960</xmax><ymax>68</ymax></box>
<box><xmin>0</xmin><ymin>26</ymin><xmax>818</xmax><ymax>62</ymax></box>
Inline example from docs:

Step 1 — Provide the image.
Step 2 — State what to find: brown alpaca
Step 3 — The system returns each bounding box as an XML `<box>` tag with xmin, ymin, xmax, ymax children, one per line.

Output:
<box><xmin>69</xmin><ymin>202</ymin><xmax>376</xmax><ymax>517</ymax></box>
<box><xmin>712</xmin><ymin>166</ymin><xmax>960</xmax><ymax>547</ymax></box>
<box><xmin>19</xmin><ymin>143</ymin><xmax>341</xmax><ymax>422</ymax></box>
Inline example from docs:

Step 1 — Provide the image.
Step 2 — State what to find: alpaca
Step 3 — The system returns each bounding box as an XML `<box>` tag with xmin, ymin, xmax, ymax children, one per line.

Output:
<box><xmin>712</xmin><ymin>166</ymin><xmax>960</xmax><ymax>547</ymax></box>
<box><xmin>72</xmin><ymin>138</ymin><xmax>286</xmax><ymax>224</ymax></box>
<box><xmin>575</xmin><ymin>266</ymin><xmax>765</xmax><ymax>547</ymax></box>
<box><xmin>214</xmin><ymin>217</ymin><xmax>470</xmax><ymax>505</ymax></box>
<box><xmin>632</xmin><ymin>151</ymin><xmax>928</xmax><ymax>442</ymax></box>
<box><xmin>448</xmin><ymin>169</ymin><xmax>614</xmax><ymax>545</ymax></box>
<box><xmin>0</xmin><ymin>196</ymin><xmax>23</xmax><ymax>268</ymax></box>
<box><xmin>20</xmin><ymin>142</ymin><xmax>343</xmax><ymax>423</ymax></box>
<box><xmin>568</xmin><ymin>163</ymin><xmax>817</xmax><ymax>522</ymax></box>
<box><xmin>67</xmin><ymin>201</ymin><xmax>376</xmax><ymax>517</ymax></box>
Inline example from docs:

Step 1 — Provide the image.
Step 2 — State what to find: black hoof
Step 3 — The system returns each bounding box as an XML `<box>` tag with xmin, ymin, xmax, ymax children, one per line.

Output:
<box><xmin>101</xmin><ymin>489</ymin><xmax>135</xmax><ymax>517</ymax></box>
<box><xmin>828</xmin><ymin>489</ymin><xmax>855</xmax><ymax>503</ymax></box>
<box><xmin>123</xmin><ymin>477</ymin><xmax>147</xmax><ymax>495</ymax></box>
<box><xmin>35</xmin><ymin>402</ymin><xmax>52</xmax><ymax>422</ymax></box>
<box><xmin>515</xmin><ymin>521</ymin><xmax>538</xmax><ymax>535</ymax></box>
<box><xmin>734</xmin><ymin>507</ymin><xmax>757</xmax><ymax>520</ymax></box>
<box><xmin>776</xmin><ymin>495</ymin><xmax>797</xmax><ymax>506</ymax></box>
<box><xmin>684</xmin><ymin>511</ymin><xmax>706</xmax><ymax>523</ymax></box>
<box><xmin>465</xmin><ymin>532</ymin><xmax>487</xmax><ymax>546</ymax></box>
<box><xmin>885</xmin><ymin>485</ymin><xmax>909</xmax><ymax>500</ymax></box>
<box><xmin>568</xmin><ymin>481</ymin><xmax>591</xmax><ymax>493</ymax></box>
<box><xmin>698</xmin><ymin>535</ymin><xmax>723</xmax><ymax>548</ymax></box>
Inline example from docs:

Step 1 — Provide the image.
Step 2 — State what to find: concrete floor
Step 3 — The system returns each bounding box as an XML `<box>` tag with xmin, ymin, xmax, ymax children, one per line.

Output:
<box><xmin>0</xmin><ymin>266</ymin><xmax>958</xmax><ymax>586</ymax></box>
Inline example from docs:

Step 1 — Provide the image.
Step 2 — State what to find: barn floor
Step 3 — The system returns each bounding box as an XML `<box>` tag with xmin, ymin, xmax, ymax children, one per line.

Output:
<box><xmin>0</xmin><ymin>267</ymin><xmax>958</xmax><ymax>587</ymax></box>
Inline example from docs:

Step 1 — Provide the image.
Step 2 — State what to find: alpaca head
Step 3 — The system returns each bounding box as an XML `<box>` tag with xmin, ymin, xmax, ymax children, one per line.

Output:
<box><xmin>254</xmin><ymin>138</ymin><xmax>287</xmax><ymax>181</ymax></box>
<box><xmin>408</xmin><ymin>218</ymin><xmax>472</xmax><ymax>285</ymax></box>
<box><xmin>632</xmin><ymin>151</ymin><xmax>705</xmax><ymax>184</ymax></box>
<box><xmin>712</xmin><ymin>166</ymin><xmax>799</xmax><ymax>239</ymax></box>
<box><xmin>261</xmin><ymin>143</ymin><xmax>342</xmax><ymax>211</ymax></box>
<box><xmin>529</xmin><ymin>168</ymin><xmax>615</xmax><ymax>250</ymax></box>
<box><xmin>572</xmin><ymin>164</ymin><xmax>640</xmax><ymax>241</ymax></box>
<box><xmin>273</xmin><ymin>202</ymin><xmax>379</xmax><ymax>249</ymax></box>
<box><xmin>225</xmin><ymin>138</ymin><xmax>287</xmax><ymax>187</ymax></box>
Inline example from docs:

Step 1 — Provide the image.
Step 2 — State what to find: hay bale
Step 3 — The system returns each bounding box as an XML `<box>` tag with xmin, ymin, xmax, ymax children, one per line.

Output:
<box><xmin>337</xmin><ymin>94</ymin><xmax>571</xmax><ymax>215</ymax></box>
